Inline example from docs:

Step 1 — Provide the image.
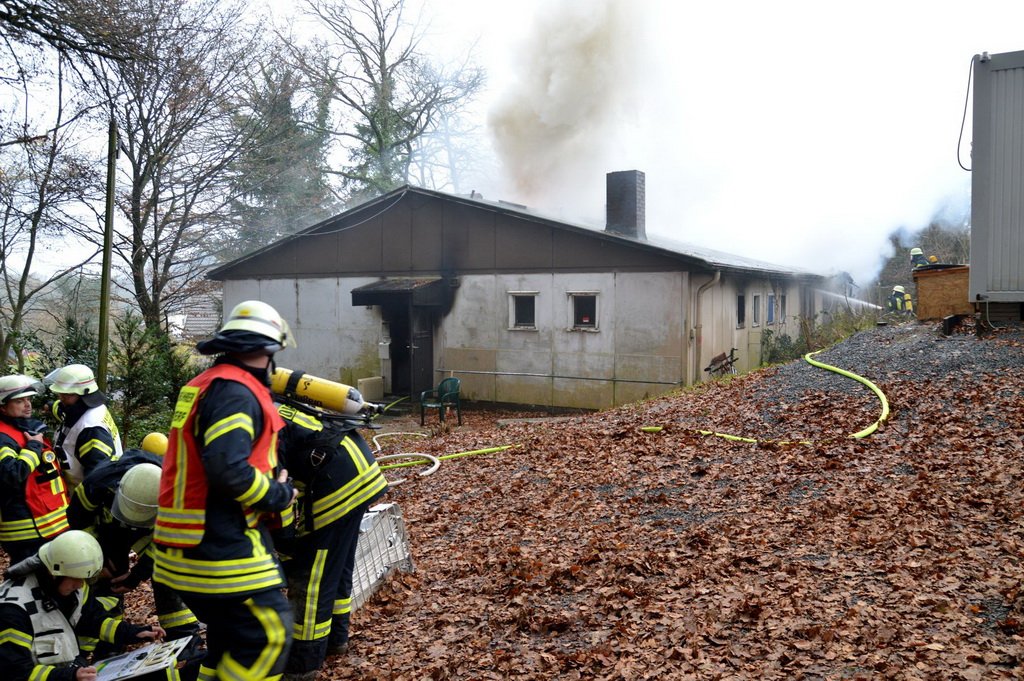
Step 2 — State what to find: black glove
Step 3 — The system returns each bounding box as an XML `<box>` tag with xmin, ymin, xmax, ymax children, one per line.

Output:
<box><xmin>22</xmin><ymin>419</ymin><xmax>47</xmax><ymax>436</ymax></box>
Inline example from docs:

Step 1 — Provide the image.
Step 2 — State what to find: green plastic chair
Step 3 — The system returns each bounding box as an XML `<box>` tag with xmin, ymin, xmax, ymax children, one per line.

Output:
<box><xmin>419</xmin><ymin>377</ymin><xmax>462</xmax><ymax>426</ymax></box>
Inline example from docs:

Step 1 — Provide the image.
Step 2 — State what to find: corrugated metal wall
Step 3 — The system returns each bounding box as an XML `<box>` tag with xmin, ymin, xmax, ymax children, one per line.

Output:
<box><xmin>971</xmin><ymin>49</ymin><xmax>1024</xmax><ymax>302</ymax></box>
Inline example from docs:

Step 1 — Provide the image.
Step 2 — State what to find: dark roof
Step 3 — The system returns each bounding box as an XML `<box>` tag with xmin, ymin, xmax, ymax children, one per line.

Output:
<box><xmin>351</xmin><ymin>277</ymin><xmax>446</xmax><ymax>306</ymax></box>
<box><xmin>209</xmin><ymin>185</ymin><xmax>823</xmax><ymax>281</ymax></box>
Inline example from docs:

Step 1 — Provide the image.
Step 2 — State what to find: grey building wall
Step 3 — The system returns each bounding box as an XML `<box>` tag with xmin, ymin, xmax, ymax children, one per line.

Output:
<box><xmin>438</xmin><ymin>271</ymin><xmax>686</xmax><ymax>409</ymax></box>
<box><xmin>223</xmin><ymin>268</ymin><xmax>812</xmax><ymax>410</ymax></box>
<box><xmin>971</xmin><ymin>49</ymin><xmax>1024</xmax><ymax>303</ymax></box>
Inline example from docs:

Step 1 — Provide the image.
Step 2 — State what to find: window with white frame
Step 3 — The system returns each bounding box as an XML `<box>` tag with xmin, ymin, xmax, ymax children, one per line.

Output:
<box><xmin>753</xmin><ymin>294</ymin><xmax>761</xmax><ymax>326</ymax></box>
<box><xmin>767</xmin><ymin>293</ymin><xmax>776</xmax><ymax>324</ymax></box>
<box><xmin>508</xmin><ymin>292</ymin><xmax>538</xmax><ymax>329</ymax></box>
<box><xmin>736</xmin><ymin>293</ymin><xmax>745</xmax><ymax>328</ymax></box>
<box><xmin>568</xmin><ymin>292</ymin><xmax>599</xmax><ymax>330</ymax></box>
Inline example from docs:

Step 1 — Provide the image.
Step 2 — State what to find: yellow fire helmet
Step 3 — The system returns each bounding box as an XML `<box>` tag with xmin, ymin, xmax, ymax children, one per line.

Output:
<box><xmin>141</xmin><ymin>432</ymin><xmax>168</xmax><ymax>457</ymax></box>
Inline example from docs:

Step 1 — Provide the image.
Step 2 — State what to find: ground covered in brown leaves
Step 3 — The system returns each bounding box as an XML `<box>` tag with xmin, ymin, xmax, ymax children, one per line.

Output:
<box><xmin>323</xmin><ymin>321</ymin><xmax>1024</xmax><ymax>680</ymax></box>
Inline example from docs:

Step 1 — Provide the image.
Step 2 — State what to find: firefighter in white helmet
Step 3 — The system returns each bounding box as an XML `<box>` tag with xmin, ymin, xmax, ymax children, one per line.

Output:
<box><xmin>154</xmin><ymin>300</ymin><xmax>298</xmax><ymax>681</ymax></box>
<box><xmin>0</xmin><ymin>374</ymin><xmax>70</xmax><ymax>564</ymax></box>
<box><xmin>0</xmin><ymin>530</ymin><xmax>164</xmax><ymax>681</ymax></box>
<box><xmin>909</xmin><ymin>247</ymin><xmax>929</xmax><ymax>269</ymax></box>
<box><xmin>67</xmin><ymin>450</ymin><xmax>200</xmax><ymax>647</ymax></box>
<box><xmin>886</xmin><ymin>285</ymin><xmax>914</xmax><ymax>314</ymax></box>
<box><xmin>45</xmin><ymin>364</ymin><xmax>123</xmax><ymax>487</ymax></box>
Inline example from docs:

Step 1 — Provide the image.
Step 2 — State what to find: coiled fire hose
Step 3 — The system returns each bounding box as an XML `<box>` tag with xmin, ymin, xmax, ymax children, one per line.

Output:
<box><xmin>644</xmin><ymin>349</ymin><xmax>890</xmax><ymax>445</ymax></box>
<box><xmin>372</xmin><ymin>432</ymin><xmax>518</xmax><ymax>485</ymax></box>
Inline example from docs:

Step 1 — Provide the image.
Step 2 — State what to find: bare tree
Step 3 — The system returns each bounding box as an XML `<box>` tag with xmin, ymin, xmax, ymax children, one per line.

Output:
<box><xmin>0</xmin><ymin>0</ymin><xmax>138</xmax><ymax>60</ymax></box>
<box><xmin>89</xmin><ymin>0</ymin><xmax>265</xmax><ymax>330</ymax></box>
<box><xmin>0</xmin><ymin>0</ymin><xmax>145</xmax><ymax>148</ymax></box>
<box><xmin>0</xmin><ymin>57</ymin><xmax>102</xmax><ymax>367</ymax></box>
<box><xmin>296</xmin><ymin>0</ymin><xmax>484</xmax><ymax>201</ymax></box>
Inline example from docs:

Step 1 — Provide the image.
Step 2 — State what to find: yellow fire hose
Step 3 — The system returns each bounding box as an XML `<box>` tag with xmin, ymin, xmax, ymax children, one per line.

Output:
<box><xmin>646</xmin><ymin>349</ymin><xmax>890</xmax><ymax>445</ymax></box>
<box><xmin>371</xmin><ymin>426</ymin><xmax>520</xmax><ymax>483</ymax></box>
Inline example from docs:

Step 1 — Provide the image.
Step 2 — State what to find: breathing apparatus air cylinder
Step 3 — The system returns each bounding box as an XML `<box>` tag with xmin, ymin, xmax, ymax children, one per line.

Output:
<box><xmin>270</xmin><ymin>368</ymin><xmax>376</xmax><ymax>416</ymax></box>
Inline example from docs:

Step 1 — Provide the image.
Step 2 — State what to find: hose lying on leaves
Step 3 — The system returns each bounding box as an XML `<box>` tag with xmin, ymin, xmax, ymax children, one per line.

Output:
<box><xmin>372</xmin><ymin>431</ymin><xmax>519</xmax><ymax>484</ymax></box>
<box><xmin>642</xmin><ymin>349</ymin><xmax>890</xmax><ymax>445</ymax></box>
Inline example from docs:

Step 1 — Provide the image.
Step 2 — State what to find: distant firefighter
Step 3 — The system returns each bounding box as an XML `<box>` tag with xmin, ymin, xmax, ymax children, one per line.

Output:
<box><xmin>887</xmin><ymin>285</ymin><xmax>914</xmax><ymax>314</ymax></box>
<box><xmin>910</xmin><ymin>247</ymin><xmax>929</xmax><ymax>268</ymax></box>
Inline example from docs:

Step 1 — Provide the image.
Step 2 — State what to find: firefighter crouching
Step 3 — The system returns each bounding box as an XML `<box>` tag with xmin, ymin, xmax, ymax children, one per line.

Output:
<box><xmin>886</xmin><ymin>285</ymin><xmax>914</xmax><ymax>315</ymax></box>
<box><xmin>66</xmin><ymin>448</ymin><xmax>201</xmax><ymax>647</ymax></box>
<box><xmin>0</xmin><ymin>530</ymin><xmax>164</xmax><ymax>681</ymax></box>
<box><xmin>275</xmin><ymin>399</ymin><xmax>389</xmax><ymax>681</ymax></box>
<box><xmin>153</xmin><ymin>300</ymin><xmax>299</xmax><ymax>681</ymax></box>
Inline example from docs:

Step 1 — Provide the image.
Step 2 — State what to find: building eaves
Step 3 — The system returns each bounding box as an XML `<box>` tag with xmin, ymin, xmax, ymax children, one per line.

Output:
<box><xmin>209</xmin><ymin>184</ymin><xmax>824</xmax><ymax>282</ymax></box>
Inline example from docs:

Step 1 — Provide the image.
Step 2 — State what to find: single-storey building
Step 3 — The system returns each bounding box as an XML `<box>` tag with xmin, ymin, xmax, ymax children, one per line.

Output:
<box><xmin>209</xmin><ymin>171</ymin><xmax>826</xmax><ymax>410</ymax></box>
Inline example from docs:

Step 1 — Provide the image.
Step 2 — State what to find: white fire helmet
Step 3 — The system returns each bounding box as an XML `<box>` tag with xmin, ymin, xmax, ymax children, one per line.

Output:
<box><xmin>893</xmin><ymin>285</ymin><xmax>906</xmax><ymax>293</ymax></box>
<box><xmin>910</xmin><ymin>248</ymin><xmax>924</xmax><ymax>256</ymax></box>
<box><xmin>0</xmin><ymin>374</ymin><xmax>43</xmax><ymax>404</ymax></box>
<box><xmin>221</xmin><ymin>300</ymin><xmax>293</xmax><ymax>348</ymax></box>
<box><xmin>38</xmin><ymin>530</ymin><xmax>103</xmax><ymax>580</ymax></box>
<box><xmin>45</xmin><ymin>364</ymin><xmax>99</xmax><ymax>396</ymax></box>
<box><xmin>111</xmin><ymin>463</ymin><xmax>162</xmax><ymax>528</ymax></box>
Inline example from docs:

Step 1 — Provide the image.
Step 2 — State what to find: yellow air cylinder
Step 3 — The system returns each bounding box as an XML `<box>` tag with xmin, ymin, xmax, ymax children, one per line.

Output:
<box><xmin>270</xmin><ymin>368</ymin><xmax>368</xmax><ymax>416</ymax></box>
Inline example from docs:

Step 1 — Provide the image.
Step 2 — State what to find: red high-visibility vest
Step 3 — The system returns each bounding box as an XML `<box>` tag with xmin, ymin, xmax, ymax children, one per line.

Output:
<box><xmin>154</xmin><ymin>363</ymin><xmax>283</xmax><ymax>548</ymax></box>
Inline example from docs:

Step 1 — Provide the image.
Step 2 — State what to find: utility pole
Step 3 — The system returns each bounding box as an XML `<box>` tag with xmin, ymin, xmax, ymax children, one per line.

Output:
<box><xmin>97</xmin><ymin>116</ymin><xmax>117</xmax><ymax>392</ymax></box>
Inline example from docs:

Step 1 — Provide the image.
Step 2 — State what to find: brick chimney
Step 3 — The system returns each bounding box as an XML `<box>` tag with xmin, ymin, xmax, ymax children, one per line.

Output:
<box><xmin>605</xmin><ymin>170</ymin><xmax>646</xmax><ymax>239</ymax></box>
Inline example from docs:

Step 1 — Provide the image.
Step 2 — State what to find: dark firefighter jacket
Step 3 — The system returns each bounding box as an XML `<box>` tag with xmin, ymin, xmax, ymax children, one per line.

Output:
<box><xmin>887</xmin><ymin>291</ymin><xmax>913</xmax><ymax>313</ymax></box>
<box><xmin>153</xmin><ymin>359</ymin><xmax>294</xmax><ymax>597</ymax></box>
<box><xmin>275</xmin><ymin>404</ymin><xmax>388</xmax><ymax>538</ymax></box>
<box><xmin>67</xmin><ymin>449</ymin><xmax>163</xmax><ymax>589</ymax></box>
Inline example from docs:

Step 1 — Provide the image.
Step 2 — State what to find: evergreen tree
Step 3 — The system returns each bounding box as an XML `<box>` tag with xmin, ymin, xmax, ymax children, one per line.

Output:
<box><xmin>224</xmin><ymin>59</ymin><xmax>336</xmax><ymax>259</ymax></box>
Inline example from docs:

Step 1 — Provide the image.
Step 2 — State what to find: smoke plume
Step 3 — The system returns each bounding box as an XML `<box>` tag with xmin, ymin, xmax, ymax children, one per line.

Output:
<box><xmin>488</xmin><ymin>0</ymin><xmax>643</xmax><ymax>216</ymax></box>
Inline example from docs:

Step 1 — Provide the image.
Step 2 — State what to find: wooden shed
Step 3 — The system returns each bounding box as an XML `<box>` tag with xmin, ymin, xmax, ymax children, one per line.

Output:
<box><xmin>913</xmin><ymin>265</ymin><xmax>973</xmax><ymax>320</ymax></box>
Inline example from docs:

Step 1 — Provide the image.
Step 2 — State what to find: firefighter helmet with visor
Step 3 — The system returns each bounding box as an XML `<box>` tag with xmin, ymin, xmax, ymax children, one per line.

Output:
<box><xmin>197</xmin><ymin>300</ymin><xmax>294</xmax><ymax>356</ymax></box>
<box><xmin>45</xmin><ymin>364</ymin><xmax>99</xmax><ymax>396</ymax></box>
<box><xmin>0</xmin><ymin>374</ymin><xmax>43</xmax><ymax>404</ymax></box>
<box><xmin>112</xmin><ymin>463</ymin><xmax>162</xmax><ymax>528</ymax></box>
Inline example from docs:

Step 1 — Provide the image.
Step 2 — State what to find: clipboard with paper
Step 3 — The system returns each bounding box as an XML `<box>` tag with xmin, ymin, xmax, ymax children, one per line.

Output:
<box><xmin>94</xmin><ymin>636</ymin><xmax>192</xmax><ymax>681</ymax></box>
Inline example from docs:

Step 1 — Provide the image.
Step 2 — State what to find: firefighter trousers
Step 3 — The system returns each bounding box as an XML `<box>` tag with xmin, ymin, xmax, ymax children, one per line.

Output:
<box><xmin>283</xmin><ymin>503</ymin><xmax>368</xmax><ymax>674</ymax></box>
<box><xmin>183</xmin><ymin>587</ymin><xmax>293</xmax><ymax>681</ymax></box>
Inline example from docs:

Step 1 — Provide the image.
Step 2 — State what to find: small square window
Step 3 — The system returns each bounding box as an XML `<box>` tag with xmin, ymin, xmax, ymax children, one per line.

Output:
<box><xmin>569</xmin><ymin>293</ymin><xmax>598</xmax><ymax>330</ymax></box>
<box><xmin>508</xmin><ymin>292</ymin><xmax>538</xmax><ymax>330</ymax></box>
<box><xmin>736</xmin><ymin>294</ymin><xmax>745</xmax><ymax>328</ymax></box>
<box><xmin>767</xmin><ymin>294</ymin><xmax>776</xmax><ymax>324</ymax></box>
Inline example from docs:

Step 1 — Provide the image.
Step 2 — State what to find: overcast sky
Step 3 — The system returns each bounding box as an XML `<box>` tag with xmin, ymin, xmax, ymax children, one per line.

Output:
<box><xmin>413</xmin><ymin>0</ymin><xmax>1024</xmax><ymax>286</ymax></box>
